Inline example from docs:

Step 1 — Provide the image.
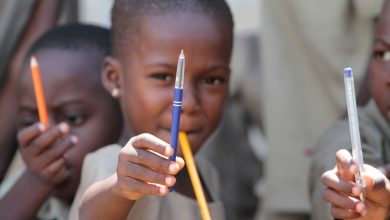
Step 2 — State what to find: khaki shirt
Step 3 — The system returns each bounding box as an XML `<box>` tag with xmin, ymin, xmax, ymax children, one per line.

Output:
<box><xmin>69</xmin><ymin>144</ymin><xmax>225</xmax><ymax>220</ymax></box>
<box><xmin>309</xmin><ymin>100</ymin><xmax>390</xmax><ymax>220</ymax></box>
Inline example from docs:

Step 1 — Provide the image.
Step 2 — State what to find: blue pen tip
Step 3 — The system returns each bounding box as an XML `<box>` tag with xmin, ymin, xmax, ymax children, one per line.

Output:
<box><xmin>344</xmin><ymin>67</ymin><xmax>353</xmax><ymax>77</ymax></box>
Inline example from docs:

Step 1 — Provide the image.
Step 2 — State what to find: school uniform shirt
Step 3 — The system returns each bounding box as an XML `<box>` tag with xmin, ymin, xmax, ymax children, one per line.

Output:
<box><xmin>0</xmin><ymin>152</ymin><xmax>70</xmax><ymax>220</ymax></box>
<box><xmin>69</xmin><ymin>144</ymin><xmax>225</xmax><ymax>220</ymax></box>
<box><xmin>309</xmin><ymin>100</ymin><xmax>390</xmax><ymax>220</ymax></box>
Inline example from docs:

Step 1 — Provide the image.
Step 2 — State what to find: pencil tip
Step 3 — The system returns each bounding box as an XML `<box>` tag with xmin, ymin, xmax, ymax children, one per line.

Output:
<box><xmin>31</xmin><ymin>56</ymin><xmax>38</xmax><ymax>67</ymax></box>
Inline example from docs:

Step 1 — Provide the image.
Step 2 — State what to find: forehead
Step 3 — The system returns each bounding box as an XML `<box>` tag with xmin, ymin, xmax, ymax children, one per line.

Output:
<box><xmin>127</xmin><ymin>13</ymin><xmax>232</xmax><ymax>63</ymax></box>
<box><xmin>376</xmin><ymin>2</ymin><xmax>390</xmax><ymax>39</ymax></box>
<box><xmin>20</xmin><ymin>49</ymin><xmax>103</xmax><ymax>104</ymax></box>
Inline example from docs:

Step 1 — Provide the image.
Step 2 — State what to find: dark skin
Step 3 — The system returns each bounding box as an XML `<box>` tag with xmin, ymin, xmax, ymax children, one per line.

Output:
<box><xmin>0</xmin><ymin>49</ymin><xmax>123</xmax><ymax>220</ymax></box>
<box><xmin>0</xmin><ymin>0</ymin><xmax>61</xmax><ymax>183</ymax></box>
<box><xmin>79</xmin><ymin>12</ymin><xmax>232</xmax><ymax>220</ymax></box>
<box><xmin>322</xmin><ymin>1</ymin><xmax>390</xmax><ymax>219</ymax></box>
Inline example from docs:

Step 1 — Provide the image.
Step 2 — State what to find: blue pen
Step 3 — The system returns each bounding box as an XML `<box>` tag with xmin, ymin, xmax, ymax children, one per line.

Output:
<box><xmin>169</xmin><ymin>50</ymin><xmax>185</xmax><ymax>162</ymax></box>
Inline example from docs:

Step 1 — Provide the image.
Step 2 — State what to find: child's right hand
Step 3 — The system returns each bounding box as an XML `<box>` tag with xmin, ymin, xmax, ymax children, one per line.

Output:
<box><xmin>321</xmin><ymin>149</ymin><xmax>390</xmax><ymax>220</ymax></box>
<box><xmin>113</xmin><ymin>133</ymin><xmax>185</xmax><ymax>201</ymax></box>
<box><xmin>17</xmin><ymin>122</ymin><xmax>78</xmax><ymax>186</ymax></box>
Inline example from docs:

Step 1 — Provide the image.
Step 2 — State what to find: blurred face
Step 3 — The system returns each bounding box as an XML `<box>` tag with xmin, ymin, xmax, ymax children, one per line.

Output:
<box><xmin>18</xmin><ymin>49</ymin><xmax>122</xmax><ymax>200</ymax></box>
<box><xmin>106</xmin><ymin>13</ymin><xmax>232</xmax><ymax>154</ymax></box>
<box><xmin>370</xmin><ymin>2</ymin><xmax>390</xmax><ymax>123</ymax></box>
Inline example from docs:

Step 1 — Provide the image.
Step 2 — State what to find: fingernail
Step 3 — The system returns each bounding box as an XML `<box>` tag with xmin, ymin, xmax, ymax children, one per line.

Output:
<box><xmin>165</xmin><ymin>146</ymin><xmax>172</xmax><ymax>155</ymax></box>
<box><xmin>165</xmin><ymin>176</ymin><xmax>175</xmax><ymax>186</ymax></box>
<box><xmin>59</xmin><ymin>123</ymin><xmax>69</xmax><ymax>133</ymax></box>
<box><xmin>351</xmin><ymin>186</ymin><xmax>360</xmax><ymax>195</ymax></box>
<box><xmin>355</xmin><ymin>202</ymin><xmax>364</xmax><ymax>212</ymax></box>
<box><xmin>169</xmin><ymin>163</ymin><xmax>179</xmax><ymax>173</ymax></box>
<box><xmin>159</xmin><ymin>186</ymin><xmax>168</xmax><ymax>194</ymax></box>
<box><xmin>350</xmin><ymin>164</ymin><xmax>358</xmax><ymax>173</ymax></box>
<box><xmin>70</xmin><ymin>135</ymin><xmax>79</xmax><ymax>145</ymax></box>
<box><xmin>38</xmin><ymin>123</ymin><xmax>45</xmax><ymax>132</ymax></box>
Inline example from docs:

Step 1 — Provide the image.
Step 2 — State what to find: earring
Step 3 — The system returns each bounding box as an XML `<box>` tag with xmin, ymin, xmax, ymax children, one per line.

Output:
<box><xmin>111</xmin><ymin>88</ymin><xmax>119</xmax><ymax>98</ymax></box>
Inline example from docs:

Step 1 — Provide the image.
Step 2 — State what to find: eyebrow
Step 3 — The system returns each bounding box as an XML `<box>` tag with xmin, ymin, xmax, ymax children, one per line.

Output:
<box><xmin>146</xmin><ymin>63</ymin><xmax>230</xmax><ymax>73</ymax></box>
<box><xmin>374</xmin><ymin>38</ymin><xmax>390</xmax><ymax>47</ymax></box>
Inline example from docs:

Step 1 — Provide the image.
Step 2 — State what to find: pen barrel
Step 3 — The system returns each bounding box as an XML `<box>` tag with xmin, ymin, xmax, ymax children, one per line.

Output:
<box><xmin>169</xmin><ymin>88</ymin><xmax>183</xmax><ymax>161</ymax></box>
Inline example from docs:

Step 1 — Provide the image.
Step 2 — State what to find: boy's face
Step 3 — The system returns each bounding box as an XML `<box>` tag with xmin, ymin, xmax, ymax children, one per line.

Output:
<box><xmin>110</xmin><ymin>13</ymin><xmax>232</xmax><ymax>154</ymax></box>
<box><xmin>370</xmin><ymin>2</ymin><xmax>390</xmax><ymax>123</ymax></box>
<box><xmin>19</xmin><ymin>49</ymin><xmax>122</xmax><ymax>200</ymax></box>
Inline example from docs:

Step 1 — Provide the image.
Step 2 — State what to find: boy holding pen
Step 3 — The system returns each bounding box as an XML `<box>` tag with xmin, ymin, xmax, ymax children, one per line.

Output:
<box><xmin>310</xmin><ymin>0</ymin><xmax>390</xmax><ymax>219</ymax></box>
<box><xmin>0</xmin><ymin>24</ymin><xmax>123</xmax><ymax>220</ymax></box>
<box><xmin>70</xmin><ymin>0</ymin><xmax>234</xmax><ymax>219</ymax></box>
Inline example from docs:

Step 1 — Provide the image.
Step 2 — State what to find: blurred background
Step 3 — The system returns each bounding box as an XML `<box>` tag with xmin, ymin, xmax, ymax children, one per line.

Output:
<box><xmin>0</xmin><ymin>0</ymin><xmax>384</xmax><ymax>220</ymax></box>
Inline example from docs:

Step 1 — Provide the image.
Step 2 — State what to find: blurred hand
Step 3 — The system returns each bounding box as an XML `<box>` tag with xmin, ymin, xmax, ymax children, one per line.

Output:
<box><xmin>18</xmin><ymin>122</ymin><xmax>78</xmax><ymax>186</ymax></box>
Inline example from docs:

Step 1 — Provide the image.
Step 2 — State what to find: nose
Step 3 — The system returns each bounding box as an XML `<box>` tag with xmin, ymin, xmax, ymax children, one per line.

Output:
<box><xmin>181</xmin><ymin>84</ymin><xmax>200</xmax><ymax>115</ymax></box>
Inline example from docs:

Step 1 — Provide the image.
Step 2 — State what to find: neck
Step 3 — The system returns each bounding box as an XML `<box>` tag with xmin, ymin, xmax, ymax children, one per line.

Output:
<box><xmin>118</xmin><ymin>124</ymin><xmax>133</xmax><ymax>146</ymax></box>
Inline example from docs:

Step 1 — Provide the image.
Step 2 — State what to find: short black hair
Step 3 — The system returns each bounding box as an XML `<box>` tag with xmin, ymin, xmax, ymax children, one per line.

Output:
<box><xmin>28</xmin><ymin>23</ymin><xmax>110</xmax><ymax>57</ymax></box>
<box><xmin>111</xmin><ymin>0</ymin><xmax>234</xmax><ymax>57</ymax></box>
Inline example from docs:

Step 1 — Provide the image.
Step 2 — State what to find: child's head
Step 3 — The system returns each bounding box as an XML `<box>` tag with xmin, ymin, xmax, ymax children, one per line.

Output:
<box><xmin>103</xmin><ymin>0</ymin><xmax>234</xmax><ymax>154</ymax></box>
<box><xmin>18</xmin><ymin>24</ymin><xmax>123</xmax><ymax>200</ymax></box>
<box><xmin>370</xmin><ymin>0</ymin><xmax>390</xmax><ymax>123</ymax></box>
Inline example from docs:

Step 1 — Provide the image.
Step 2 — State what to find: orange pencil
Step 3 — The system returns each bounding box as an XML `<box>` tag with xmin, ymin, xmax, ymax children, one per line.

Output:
<box><xmin>30</xmin><ymin>56</ymin><xmax>49</xmax><ymax>127</ymax></box>
<box><xmin>179</xmin><ymin>132</ymin><xmax>211</xmax><ymax>220</ymax></box>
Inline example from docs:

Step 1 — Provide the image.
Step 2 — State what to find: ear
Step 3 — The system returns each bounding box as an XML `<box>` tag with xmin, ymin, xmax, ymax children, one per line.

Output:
<box><xmin>102</xmin><ymin>56</ymin><xmax>123</xmax><ymax>99</ymax></box>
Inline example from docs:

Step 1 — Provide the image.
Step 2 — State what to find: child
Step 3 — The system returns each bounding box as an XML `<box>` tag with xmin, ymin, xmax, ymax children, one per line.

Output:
<box><xmin>0</xmin><ymin>24</ymin><xmax>123</xmax><ymax>220</ymax></box>
<box><xmin>321</xmin><ymin>149</ymin><xmax>390</xmax><ymax>220</ymax></box>
<box><xmin>310</xmin><ymin>0</ymin><xmax>390</xmax><ymax>219</ymax></box>
<box><xmin>70</xmin><ymin>0</ymin><xmax>234</xmax><ymax>219</ymax></box>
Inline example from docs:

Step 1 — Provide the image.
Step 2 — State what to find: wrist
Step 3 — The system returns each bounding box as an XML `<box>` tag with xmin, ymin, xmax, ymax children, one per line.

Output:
<box><xmin>110</xmin><ymin>174</ymin><xmax>140</xmax><ymax>202</ymax></box>
<box><xmin>24</xmin><ymin>169</ymin><xmax>55</xmax><ymax>192</ymax></box>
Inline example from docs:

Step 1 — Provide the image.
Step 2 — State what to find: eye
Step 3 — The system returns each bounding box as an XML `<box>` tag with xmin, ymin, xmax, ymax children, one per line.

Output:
<box><xmin>202</xmin><ymin>76</ymin><xmax>226</xmax><ymax>85</ymax></box>
<box><xmin>373</xmin><ymin>50</ymin><xmax>390</xmax><ymax>62</ymax></box>
<box><xmin>18</xmin><ymin>115</ymin><xmax>38</xmax><ymax>129</ymax></box>
<box><xmin>62</xmin><ymin>112</ymin><xmax>86</xmax><ymax>127</ymax></box>
<box><xmin>150</xmin><ymin>73</ymin><xmax>173</xmax><ymax>82</ymax></box>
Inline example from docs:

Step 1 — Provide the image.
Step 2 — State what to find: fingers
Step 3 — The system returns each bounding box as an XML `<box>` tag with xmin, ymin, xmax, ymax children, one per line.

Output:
<box><xmin>17</xmin><ymin>123</ymin><xmax>46</xmax><ymax>146</ymax></box>
<box><xmin>120</xmin><ymin>148</ymin><xmax>180</xmax><ymax>175</ymax></box>
<box><xmin>321</xmin><ymin>169</ymin><xmax>357</xmax><ymax>196</ymax></box>
<box><xmin>32</xmin><ymin>135</ymin><xmax>78</xmax><ymax>171</ymax></box>
<box><xmin>118</xmin><ymin>161</ymin><xmax>176</xmax><ymax>187</ymax></box>
<box><xmin>21</xmin><ymin>123</ymin><xmax>70</xmax><ymax>157</ymax></box>
<box><xmin>335</xmin><ymin>149</ymin><xmax>358</xmax><ymax>182</ymax></box>
<box><xmin>116</xmin><ymin>133</ymin><xmax>187</xmax><ymax>200</ymax></box>
<box><xmin>330</xmin><ymin>205</ymin><xmax>362</xmax><ymax>219</ymax></box>
<box><xmin>323</xmin><ymin>187</ymin><xmax>359</xmax><ymax>211</ymax></box>
<box><xmin>130</xmin><ymin>133</ymin><xmax>173</xmax><ymax>157</ymax></box>
<box><xmin>18</xmin><ymin>122</ymin><xmax>77</xmax><ymax>186</ymax></box>
<box><xmin>117</xmin><ymin>176</ymin><xmax>169</xmax><ymax>198</ymax></box>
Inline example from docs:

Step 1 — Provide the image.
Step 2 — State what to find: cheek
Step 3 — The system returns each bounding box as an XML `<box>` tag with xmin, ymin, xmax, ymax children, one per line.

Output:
<box><xmin>124</xmin><ymin>85</ymin><xmax>172</xmax><ymax>133</ymax></box>
<box><xmin>201</xmin><ymin>90</ymin><xmax>227</xmax><ymax>126</ymax></box>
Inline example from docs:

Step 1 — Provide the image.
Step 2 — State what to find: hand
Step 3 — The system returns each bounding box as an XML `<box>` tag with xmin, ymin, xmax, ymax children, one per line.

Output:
<box><xmin>17</xmin><ymin>122</ymin><xmax>78</xmax><ymax>186</ymax></box>
<box><xmin>321</xmin><ymin>149</ymin><xmax>390</xmax><ymax>220</ymax></box>
<box><xmin>113</xmin><ymin>133</ymin><xmax>185</xmax><ymax>201</ymax></box>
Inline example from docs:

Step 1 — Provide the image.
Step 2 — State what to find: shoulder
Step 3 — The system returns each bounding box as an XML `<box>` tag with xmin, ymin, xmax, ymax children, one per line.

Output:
<box><xmin>69</xmin><ymin>144</ymin><xmax>122</xmax><ymax>220</ymax></box>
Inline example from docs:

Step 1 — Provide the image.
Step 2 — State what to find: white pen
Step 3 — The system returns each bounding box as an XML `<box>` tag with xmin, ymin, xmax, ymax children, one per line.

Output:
<box><xmin>344</xmin><ymin>67</ymin><xmax>366</xmax><ymax>201</ymax></box>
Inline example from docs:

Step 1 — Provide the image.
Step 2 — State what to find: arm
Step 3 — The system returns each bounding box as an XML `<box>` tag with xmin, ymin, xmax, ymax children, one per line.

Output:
<box><xmin>79</xmin><ymin>133</ymin><xmax>185</xmax><ymax>220</ymax></box>
<box><xmin>0</xmin><ymin>123</ymin><xmax>76</xmax><ymax>220</ymax></box>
